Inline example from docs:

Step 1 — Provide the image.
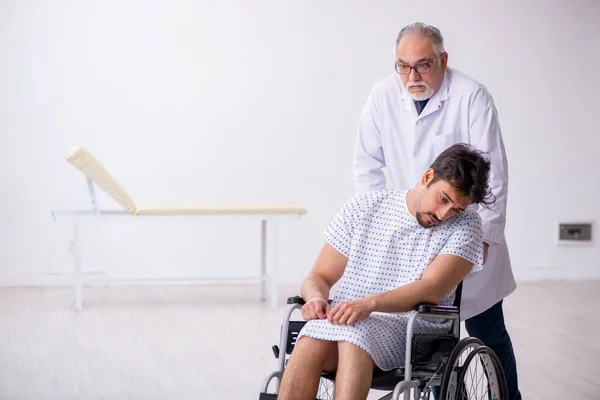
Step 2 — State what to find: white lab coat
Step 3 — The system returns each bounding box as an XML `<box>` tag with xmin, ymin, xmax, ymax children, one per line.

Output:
<box><xmin>353</xmin><ymin>68</ymin><xmax>516</xmax><ymax>320</ymax></box>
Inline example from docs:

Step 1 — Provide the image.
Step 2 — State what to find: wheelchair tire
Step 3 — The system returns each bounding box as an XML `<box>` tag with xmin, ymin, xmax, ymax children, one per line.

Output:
<box><xmin>438</xmin><ymin>337</ymin><xmax>484</xmax><ymax>399</ymax></box>
<box><xmin>455</xmin><ymin>345</ymin><xmax>508</xmax><ymax>400</ymax></box>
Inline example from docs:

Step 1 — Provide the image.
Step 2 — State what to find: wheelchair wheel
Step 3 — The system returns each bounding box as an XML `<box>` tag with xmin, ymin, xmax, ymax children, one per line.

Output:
<box><xmin>455</xmin><ymin>345</ymin><xmax>508</xmax><ymax>400</ymax></box>
<box><xmin>439</xmin><ymin>337</ymin><xmax>483</xmax><ymax>399</ymax></box>
<box><xmin>439</xmin><ymin>338</ymin><xmax>508</xmax><ymax>400</ymax></box>
<box><xmin>316</xmin><ymin>377</ymin><xmax>335</xmax><ymax>400</ymax></box>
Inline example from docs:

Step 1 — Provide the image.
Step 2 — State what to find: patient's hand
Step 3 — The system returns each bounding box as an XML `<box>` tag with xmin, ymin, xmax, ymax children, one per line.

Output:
<box><xmin>301</xmin><ymin>298</ymin><xmax>330</xmax><ymax>321</ymax></box>
<box><xmin>327</xmin><ymin>298</ymin><xmax>375</xmax><ymax>325</ymax></box>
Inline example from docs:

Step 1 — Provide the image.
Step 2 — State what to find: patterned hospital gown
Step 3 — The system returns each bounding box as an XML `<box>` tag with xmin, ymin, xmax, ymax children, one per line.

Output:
<box><xmin>298</xmin><ymin>189</ymin><xmax>484</xmax><ymax>371</ymax></box>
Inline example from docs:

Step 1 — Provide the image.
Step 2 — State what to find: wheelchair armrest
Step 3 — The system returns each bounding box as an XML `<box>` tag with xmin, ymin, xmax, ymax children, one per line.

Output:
<box><xmin>286</xmin><ymin>296</ymin><xmax>333</xmax><ymax>305</ymax></box>
<box><xmin>287</xmin><ymin>296</ymin><xmax>305</xmax><ymax>305</ymax></box>
<box><xmin>415</xmin><ymin>303</ymin><xmax>459</xmax><ymax>315</ymax></box>
<box><xmin>289</xmin><ymin>298</ymin><xmax>456</xmax><ymax>314</ymax></box>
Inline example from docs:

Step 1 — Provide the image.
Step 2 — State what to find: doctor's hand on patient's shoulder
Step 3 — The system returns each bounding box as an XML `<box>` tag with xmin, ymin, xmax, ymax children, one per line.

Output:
<box><xmin>301</xmin><ymin>297</ymin><xmax>331</xmax><ymax>321</ymax></box>
<box><xmin>327</xmin><ymin>298</ymin><xmax>376</xmax><ymax>326</ymax></box>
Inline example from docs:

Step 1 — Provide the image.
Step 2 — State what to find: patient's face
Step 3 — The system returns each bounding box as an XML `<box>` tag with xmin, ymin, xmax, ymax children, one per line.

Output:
<box><xmin>415</xmin><ymin>176</ymin><xmax>471</xmax><ymax>228</ymax></box>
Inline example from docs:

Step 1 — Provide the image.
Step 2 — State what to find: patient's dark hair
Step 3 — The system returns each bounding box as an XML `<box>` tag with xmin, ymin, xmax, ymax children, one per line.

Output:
<box><xmin>428</xmin><ymin>143</ymin><xmax>496</xmax><ymax>207</ymax></box>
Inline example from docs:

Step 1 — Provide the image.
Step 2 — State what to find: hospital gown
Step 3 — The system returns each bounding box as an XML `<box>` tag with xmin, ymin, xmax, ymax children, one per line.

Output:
<box><xmin>298</xmin><ymin>189</ymin><xmax>484</xmax><ymax>371</ymax></box>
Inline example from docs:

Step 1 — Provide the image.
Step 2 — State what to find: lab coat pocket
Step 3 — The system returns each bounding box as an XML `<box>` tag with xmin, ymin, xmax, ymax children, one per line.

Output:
<box><xmin>433</xmin><ymin>130</ymin><xmax>462</xmax><ymax>155</ymax></box>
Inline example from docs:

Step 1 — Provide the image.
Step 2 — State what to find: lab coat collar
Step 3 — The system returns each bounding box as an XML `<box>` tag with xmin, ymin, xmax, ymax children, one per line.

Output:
<box><xmin>399</xmin><ymin>68</ymin><xmax>451</xmax><ymax>117</ymax></box>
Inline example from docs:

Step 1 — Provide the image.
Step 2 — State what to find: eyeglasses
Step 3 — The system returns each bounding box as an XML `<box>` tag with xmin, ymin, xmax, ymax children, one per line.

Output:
<box><xmin>394</xmin><ymin>58</ymin><xmax>438</xmax><ymax>75</ymax></box>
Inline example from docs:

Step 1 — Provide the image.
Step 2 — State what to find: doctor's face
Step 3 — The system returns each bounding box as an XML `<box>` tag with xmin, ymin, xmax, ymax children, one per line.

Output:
<box><xmin>395</xmin><ymin>36</ymin><xmax>448</xmax><ymax>101</ymax></box>
<box><xmin>414</xmin><ymin>170</ymin><xmax>471</xmax><ymax>228</ymax></box>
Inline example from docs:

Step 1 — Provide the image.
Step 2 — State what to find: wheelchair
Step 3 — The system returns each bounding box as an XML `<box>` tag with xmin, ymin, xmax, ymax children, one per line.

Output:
<box><xmin>259</xmin><ymin>283</ymin><xmax>508</xmax><ymax>400</ymax></box>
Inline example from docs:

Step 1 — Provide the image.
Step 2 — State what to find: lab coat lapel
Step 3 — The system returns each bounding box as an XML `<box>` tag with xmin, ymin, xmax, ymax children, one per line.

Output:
<box><xmin>396</xmin><ymin>76</ymin><xmax>419</xmax><ymax>116</ymax></box>
<box><xmin>418</xmin><ymin>70</ymin><xmax>450</xmax><ymax>119</ymax></box>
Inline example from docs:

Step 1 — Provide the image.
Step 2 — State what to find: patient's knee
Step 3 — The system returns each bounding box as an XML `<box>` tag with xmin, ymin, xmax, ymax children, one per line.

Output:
<box><xmin>292</xmin><ymin>337</ymin><xmax>338</xmax><ymax>371</ymax></box>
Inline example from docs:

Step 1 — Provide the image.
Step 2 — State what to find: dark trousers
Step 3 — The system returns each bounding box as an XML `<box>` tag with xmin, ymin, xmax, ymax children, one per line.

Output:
<box><xmin>432</xmin><ymin>300</ymin><xmax>522</xmax><ymax>400</ymax></box>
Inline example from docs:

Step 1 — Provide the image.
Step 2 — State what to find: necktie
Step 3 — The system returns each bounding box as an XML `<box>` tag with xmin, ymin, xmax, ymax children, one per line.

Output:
<box><xmin>416</xmin><ymin>99</ymin><xmax>429</xmax><ymax>115</ymax></box>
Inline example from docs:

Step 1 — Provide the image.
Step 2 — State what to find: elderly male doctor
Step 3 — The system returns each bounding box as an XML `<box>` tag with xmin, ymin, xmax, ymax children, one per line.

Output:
<box><xmin>353</xmin><ymin>22</ymin><xmax>521</xmax><ymax>400</ymax></box>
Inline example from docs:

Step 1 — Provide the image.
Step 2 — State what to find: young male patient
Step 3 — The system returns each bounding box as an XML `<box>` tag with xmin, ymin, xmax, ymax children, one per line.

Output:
<box><xmin>278</xmin><ymin>144</ymin><xmax>495</xmax><ymax>400</ymax></box>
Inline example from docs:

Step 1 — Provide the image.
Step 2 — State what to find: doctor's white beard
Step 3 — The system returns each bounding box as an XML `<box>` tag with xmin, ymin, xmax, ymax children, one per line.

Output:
<box><xmin>405</xmin><ymin>81</ymin><xmax>435</xmax><ymax>101</ymax></box>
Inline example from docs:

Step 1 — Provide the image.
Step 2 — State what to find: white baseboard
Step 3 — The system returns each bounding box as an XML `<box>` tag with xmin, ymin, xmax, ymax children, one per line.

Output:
<box><xmin>514</xmin><ymin>266</ymin><xmax>600</xmax><ymax>281</ymax></box>
<box><xmin>2</xmin><ymin>267</ymin><xmax>598</xmax><ymax>288</ymax></box>
<box><xmin>0</xmin><ymin>272</ymin><xmax>272</xmax><ymax>288</ymax></box>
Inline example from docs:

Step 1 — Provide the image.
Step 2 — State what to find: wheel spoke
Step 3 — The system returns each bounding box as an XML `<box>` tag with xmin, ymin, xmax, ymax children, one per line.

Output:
<box><xmin>454</xmin><ymin>346</ymin><xmax>507</xmax><ymax>400</ymax></box>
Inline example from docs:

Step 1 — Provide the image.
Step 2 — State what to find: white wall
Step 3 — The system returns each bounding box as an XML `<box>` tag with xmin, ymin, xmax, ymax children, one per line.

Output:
<box><xmin>1</xmin><ymin>0</ymin><xmax>599</xmax><ymax>286</ymax></box>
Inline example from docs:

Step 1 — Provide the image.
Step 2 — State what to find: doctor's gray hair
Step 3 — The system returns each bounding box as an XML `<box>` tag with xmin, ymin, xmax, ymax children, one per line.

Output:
<box><xmin>396</xmin><ymin>22</ymin><xmax>445</xmax><ymax>57</ymax></box>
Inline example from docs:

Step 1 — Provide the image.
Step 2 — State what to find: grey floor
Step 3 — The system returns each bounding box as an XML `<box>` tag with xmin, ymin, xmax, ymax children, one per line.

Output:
<box><xmin>0</xmin><ymin>281</ymin><xmax>598</xmax><ymax>399</ymax></box>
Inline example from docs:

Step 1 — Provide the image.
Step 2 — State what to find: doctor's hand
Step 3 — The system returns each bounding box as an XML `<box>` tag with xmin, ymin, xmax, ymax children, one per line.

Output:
<box><xmin>327</xmin><ymin>298</ymin><xmax>376</xmax><ymax>325</ymax></box>
<box><xmin>301</xmin><ymin>297</ymin><xmax>330</xmax><ymax>321</ymax></box>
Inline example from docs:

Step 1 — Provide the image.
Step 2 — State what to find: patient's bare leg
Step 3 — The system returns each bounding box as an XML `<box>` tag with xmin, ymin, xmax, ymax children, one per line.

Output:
<box><xmin>278</xmin><ymin>336</ymin><xmax>337</xmax><ymax>400</ymax></box>
<box><xmin>334</xmin><ymin>341</ymin><xmax>374</xmax><ymax>400</ymax></box>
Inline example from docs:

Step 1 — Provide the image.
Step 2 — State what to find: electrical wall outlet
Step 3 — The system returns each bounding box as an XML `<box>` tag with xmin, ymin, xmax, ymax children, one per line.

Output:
<box><xmin>558</xmin><ymin>223</ymin><xmax>592</xmax><ymax>241</ymax></box>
